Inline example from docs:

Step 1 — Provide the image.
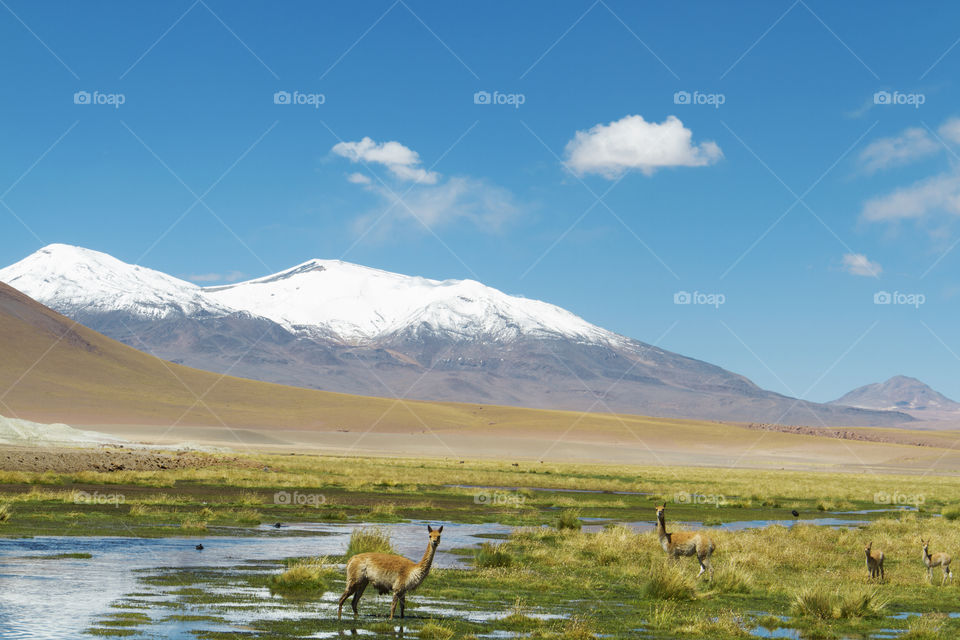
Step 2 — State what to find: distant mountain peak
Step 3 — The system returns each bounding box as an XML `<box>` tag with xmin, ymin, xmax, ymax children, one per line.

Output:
<box><xmin>830</xmin><ymin>375</ymin><xmax>960</xmax><ymax>418</ymax></box>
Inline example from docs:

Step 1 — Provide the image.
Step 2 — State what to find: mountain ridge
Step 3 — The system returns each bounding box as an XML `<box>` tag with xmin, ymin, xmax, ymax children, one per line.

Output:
<box><xmin>0</xmin><ymin>244</ymin><xmax>913</xmax><ymax>427</ymax></box>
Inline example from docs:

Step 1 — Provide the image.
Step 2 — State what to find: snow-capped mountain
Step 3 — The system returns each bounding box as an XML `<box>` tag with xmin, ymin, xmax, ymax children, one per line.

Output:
<box><xmin>204</xmin><ymin>259</ymin><xmax>625</xmax><ymax>346</ymax></box>
<box><xmin>0</xmin><ymin>244</ymin><xmax>913</xmax><ymax>427</ymax></box>
<box><xmin>0</xmin><ymin>244</ymin><xmax>234</xmax><ymax>320</ymax></box>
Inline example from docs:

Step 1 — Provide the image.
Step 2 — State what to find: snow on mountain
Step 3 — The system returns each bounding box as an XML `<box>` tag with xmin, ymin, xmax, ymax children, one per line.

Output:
<box><xmin>0</xmin><ymin>244</ymin><xmax>624</xmax><ymax>346</ymax></box>
<box><xmin>0</xmin><ymin>244</ymin><xmax>233</xmax><ymax>319</ymax></box>
<box><xmin>205</xmin><ymin>259</ymin><xmax>623</xmax><ymax>345</ymax></box>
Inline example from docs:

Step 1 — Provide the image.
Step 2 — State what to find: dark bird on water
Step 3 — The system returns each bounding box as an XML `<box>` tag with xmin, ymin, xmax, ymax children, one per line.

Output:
<box><xmin>791</xmin><ymin>510</ymin><xmax>800</xmax><ymax>518</ymax></box>
<box><xmin>274</xmin><ymin>522</ymin><xmax>282</xmax><ymax>528</ymax></box>
<box><xmin>195</xmin><ymin>544</ymin><xmax>204</xmax><ymax>550</ymax></box>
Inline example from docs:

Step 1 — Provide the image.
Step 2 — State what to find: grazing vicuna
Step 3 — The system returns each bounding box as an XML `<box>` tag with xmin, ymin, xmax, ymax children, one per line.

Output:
<box><xmin>655</xmin><ymin>504</ymin><xmax>715</xmax><ymax>579</ymax></box>
<box><xmin>338</xmin><ymin>525</ymin><xmax>443</xmax><ymax>620</ymax></box>
<box><xmin>864</xmin><ymin>541</ymin><xmax>884</xmax><ymax>580</ymax></box>
<box><xmin>921</xmin><ymin>538</ymin><xmax>952</xmax><ymax>585</ymax></box>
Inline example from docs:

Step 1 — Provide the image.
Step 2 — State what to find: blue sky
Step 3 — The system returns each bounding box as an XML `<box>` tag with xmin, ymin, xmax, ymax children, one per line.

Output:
<box><xmin>2</xmin><ymin>1</ymin><xmax>960</xmax><ymax>403</ymax></box>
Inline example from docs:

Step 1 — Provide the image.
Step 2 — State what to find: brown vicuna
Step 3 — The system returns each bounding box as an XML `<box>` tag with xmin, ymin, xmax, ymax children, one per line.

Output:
<box><xmin>921</xmin><ymin>537</ymin><xmax>953</xmax><ymax>585</ymax></box>
<box><xmin>338</xmin><ymin>525</ymin><xmax>443</xmax><ymax>620</ymax></box>
<box><xmin>864</xmin><ymin>541</ymin><xmax>884</xmax><ymax>580</ymax></box>
<box><xmin>655</xmin><ymin>504</ymin><xmax>715</xmax><ymax>578</ymax></box>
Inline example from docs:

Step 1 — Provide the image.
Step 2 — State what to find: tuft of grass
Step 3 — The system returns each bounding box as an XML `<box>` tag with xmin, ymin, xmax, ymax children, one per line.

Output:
<box><xmin>556</xmin><ymin>508</ymin><xmax>582</xmax><ymax>531</ymax></box>
<box><xmin>0</xmin><ymin>503</ymin><xmax>10</xmax><ymax>523</ymax></box>
<box><xmin>901</xmin><ymin>613</ymin><xmax>949</xmax><ymax>640</ymax></box>
<box><xmin>180</xmin><ymin>519</ymin><xmax>207</xmax><ymax>532</ymax></box>
<box><xmin>268</xmin><ymin>556</ymin><xmax>337</xmax><ymax>595</ymax></box>
<box><xmin>792</xmin><ymin>587</ymin><xmax>834</xmax><ymax>620</ymax></box>
<box><xmin>345</xmin><ymin>527</ymin><xmax>394</xmax><ymax>559</ymax></box>
<box><xmin>712</xmin><ymin>563</ymin><xmax>753</xmax><ymax>594</ymax></box>
<box><xmin>475</xmin><ymin>542</ymin><xmax>512</xmax><ymax>568</ymax></box>
<box><xmin>418</xmin><ymin>620</ymin><xmax>455</xmax><ymax>640</ymax></box>
<box><xmin>792</xmin><ymin>587</ymin><xmax>886</xmax><ymax>620</ymax></box>
<box><xmin>30</xmin><ymin>552</ymin><xmax>92</xmax><ymax>560</ymax></box>
<box><xmin>643</xmin><ymin>560</ymin><xmax>695</xmax><ymax>601</ymax></box>
<box><xmin>836</xmin><ymin>589</ymin><xmax>887</xmax><ymax>619</ymax></box>
<box><xmin>940</xmin><ymin>504</ymin><xmax>960</xmax><ymax>521</ymax></box>
<box><xmin>368</xmin><ymin>503</ymin><xmax>397</xmax><ymax>519</ymax></box>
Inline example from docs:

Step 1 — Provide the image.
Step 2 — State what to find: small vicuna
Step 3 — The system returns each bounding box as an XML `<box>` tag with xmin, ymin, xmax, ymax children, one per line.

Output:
<box><xmin>921</xmin><ymin>537</ymin><xmax>952</xmax><ymax>585</ymax></box>
<box><xmin>338</xmin><ymin>525</ymin><xmax>443</xmax><ymax>620</ymax></box>
<box><xmin>864</xmin><ymin>541</ymin><xmax>884</xmax><ymax>580</ymax></box>
<box><xmin>655</xmin><ymin>503</ymin><xmax>715</xmax><ymax>578</ymax></box>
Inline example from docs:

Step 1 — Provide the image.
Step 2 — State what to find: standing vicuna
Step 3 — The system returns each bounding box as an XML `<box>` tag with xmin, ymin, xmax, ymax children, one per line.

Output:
<box><xmin>338</xmin><ymin>525</ymin><xmax>443</xmax><ymax>620</ymax></box>
<box><xmin>921</xmin><ymin>537</ymin><xmax>953</xmax><ymax>585</ymax></box>
<box><xmin>655</xmin><ymin>504</ymin><xmax>715</xmax><ymax>579</ymax></box>
<box><xmin>864</xmin><ymin>541</ymin><xmax>884</xmax><ymax>580</ymax></box>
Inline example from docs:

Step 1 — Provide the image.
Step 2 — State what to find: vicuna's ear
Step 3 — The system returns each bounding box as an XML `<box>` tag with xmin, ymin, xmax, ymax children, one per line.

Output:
<box><xmin>427</xmin><ymin>525</ymin><xmax>433</xmax><ymax>533</ymax></box>
<box><xmin>437</xmin><ymin>525</ymin><xmax>443</xmax><ymax>533</ymax></box>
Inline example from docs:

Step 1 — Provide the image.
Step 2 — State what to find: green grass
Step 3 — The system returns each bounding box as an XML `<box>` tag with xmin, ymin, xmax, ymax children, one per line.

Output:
<box><xmin>475</xmin><ymin>541</ymin><xmax>512</xmax><ymax>568</ymax></box>
<box><xmin>345</xmin><ymin>527</ymin><xmax>394</xmax><ymax>559</ymax></box>
<box><xmin>268</xmin><ymin>556</ymin><xmax>338</xmax><ymax>595</ymax></box>
<box><xmin>556</xmin><ymin>508</ymin><xmax>582</xmax><ymax>530</ymax></box>
<box><xmin>29</xmin><ymin>552</ymin><xmax>92</xmax><ymax>559</ymax></box>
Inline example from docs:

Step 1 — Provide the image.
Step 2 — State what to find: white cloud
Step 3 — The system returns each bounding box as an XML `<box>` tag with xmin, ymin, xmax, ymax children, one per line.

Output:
<box><xmin>347</xmin><ymin>172</ymin><xmax>371</xmax><ymax>184</ymax></box>
<box><xmin>939</xmin><ymin>117</ymin><xmax>960</xmax><ymax>144</ymax></box>
<box><xmin>858</xmin><ymin>127</ymin><xmax>938</xmax><ymax>173</ymax></box>
<box><xmin>861</xmin><ymin>171</ymin><xmax>960</xmax><ymax>222</ymax></box>
<box><xmin>841</xmin><ymin>253</ymin><xmax>882</xmax><ymax>277</ymax></box>
<box><xmin>564</xmin><ymin>114</ymin><xmax>722</xmax><ymax>178</ymax></box>
<box><xmin>332</xmin><ymin>137</ymin><xmax>438</xmax><ymax>184</ymax></box>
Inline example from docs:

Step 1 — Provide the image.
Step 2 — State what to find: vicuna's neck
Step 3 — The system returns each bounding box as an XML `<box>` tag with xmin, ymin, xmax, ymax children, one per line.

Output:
<box><xmin>415</xmin><ymin>542</ymin><xmax>437</xmax><ymax>576</ymax></box>
<box><xmin>656</xmin><ymin>515</ymin><xmax>668</xmax><ymax>541</ymax></box>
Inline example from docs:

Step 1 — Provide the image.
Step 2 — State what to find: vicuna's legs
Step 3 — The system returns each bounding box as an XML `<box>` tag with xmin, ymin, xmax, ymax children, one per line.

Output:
<box><xmin>351</xmin><ymin>579</ymin><xmax>368</xmax><ymax>615</ymax></box>
<box><xmin>699</xmin><ymin>555</ymin><xmax>713</xmax><ymax>579</ymax></box>
<box><xmin>338</xmin><ymin>581</ymin><xmax>357</xmax><ymax>620</ymax></box>
<box><xmin>389</xmin><ymin>591</ymin><xmax>406</xmax><ymax>619</ymax></box>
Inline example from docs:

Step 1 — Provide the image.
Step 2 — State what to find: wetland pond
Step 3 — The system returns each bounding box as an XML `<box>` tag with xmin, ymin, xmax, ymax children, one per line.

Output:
<box><xmin>0</xmin><ymin>515</ymin><xmax>920</xmax><ymax>639</ymax></box>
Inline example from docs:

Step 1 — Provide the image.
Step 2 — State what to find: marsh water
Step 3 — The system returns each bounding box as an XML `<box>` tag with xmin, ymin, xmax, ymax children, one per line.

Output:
<box><xmin>0</xmin><ymin>515</ymin><xmax>914</xmax><ymax>639</ymax></box>
<box><xmin>0</xmin><ymin>521</ymin><xmax>509</xmax><ymax>639</ymax></box>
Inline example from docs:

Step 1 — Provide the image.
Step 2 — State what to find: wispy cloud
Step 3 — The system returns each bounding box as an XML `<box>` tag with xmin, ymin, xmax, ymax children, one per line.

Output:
<box><xmin>334</xmin><ymin>137</ymin><xmax>521</xmax><ymax>236</ymax></box>
<box><xmin>858</xmin><ymin>127</ymin><xmax>938</xmax><ymax>174</ymax></box>
<box><xmin>841</xmin><ymin>253</ymin><xmax>882</xmax><ymax>277</ymax></box>
<box><xmin>861</xmin><ymin>171</ymin><xmax>960</xmax><ymax>223</ymax></box>
<box><xmin>564</xmin><ymin>114</ymin><xmax>722</xmax><ymax>178</ymax></box>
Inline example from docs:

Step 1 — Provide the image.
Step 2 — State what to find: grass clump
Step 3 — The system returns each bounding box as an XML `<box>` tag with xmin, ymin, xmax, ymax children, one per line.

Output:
<box><xmin>180</xmin><ymin>519</ymin><xmax>207</xmax><ymax>532</ymax></box>
<box><xmin>712</xmin><ymin>563</ymin><xmax>753</xmax><ymax>594</ymax></box>
<box><xmin>556</xmin><ymin>508</ymin><xmax>582</xmax><ymax>531</ymax></box>
<box><xmin>418</xmin><ymin>620</ymin><xmax>455</xmax><ymax>640</ymax></box>
<box><xmin>792</xmin><ymin>587</ymin><xmax>886</xmax><ymax>620</ymax></box>
<box><xmin>0</xmin><ymin>503</ymin><xmax>10</xmax><ymax>523</ymax></box>
<box><xmin>475</xmin><ymin>542</ymin><xmax>512</xmax><ymax>568</ymax></box>
<box><xmin>643</xmin><ymin>560</ymin><xmax>695</xmax><ymax>601</ymax></box>
<box><xmin>345</xmin><ymin>527</ymin><xmax>394</xmax><ymax>559</ymax></box>
<box><xmin>940</xmin><ymin>504</ymin><xmax>960</xmax><ymax>521</ymax></box>
<box><xmin>902</xmin><ymin>613</ymin><xmax>949</xmax><ymax>639</ymax></box>
<box><xmin>268</xmin><ymin>556</ymin><xmax>337</xmax><ymax>595</ymax></box>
